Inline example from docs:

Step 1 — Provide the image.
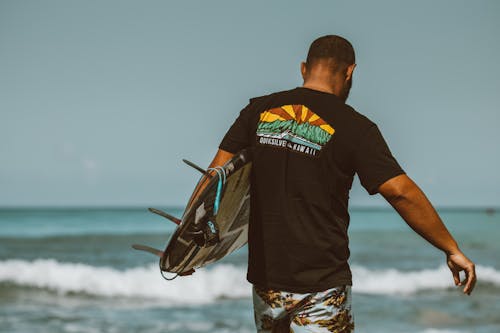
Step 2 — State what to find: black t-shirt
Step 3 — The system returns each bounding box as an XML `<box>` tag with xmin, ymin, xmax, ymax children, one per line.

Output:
<box><xmin>219</xmin><ymin>87</ymin><xmax>405</xmax><ymax>293</ymax></box>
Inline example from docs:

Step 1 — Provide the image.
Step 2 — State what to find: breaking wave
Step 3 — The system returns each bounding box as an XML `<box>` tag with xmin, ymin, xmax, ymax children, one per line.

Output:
<box><xmin>0</xmin><ymin>259</ymin><xmax>498</xmax><ymax>304</ymax></box>
<box><xmin>352</xmin><ymin>264</ymin><xmax>499</xmax><ymax>294</ymax></box>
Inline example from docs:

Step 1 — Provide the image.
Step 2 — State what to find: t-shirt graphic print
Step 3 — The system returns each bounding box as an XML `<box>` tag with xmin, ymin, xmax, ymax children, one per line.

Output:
<box><xmin>256</xmin><ymin>104</ymin><xmax>334</xmax><ymax>157</ymax></box>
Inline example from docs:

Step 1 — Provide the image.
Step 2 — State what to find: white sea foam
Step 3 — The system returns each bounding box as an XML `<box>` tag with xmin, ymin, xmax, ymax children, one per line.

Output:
<box><xmin>0</xmin><ymin>260</ymin><xmax>499</xmax><ymax>303</ymax></box>
<box><xmin>352</xmin><ymin>263</ymin><xmax>500</xmax><ymax>295</ymax></box>
<box><xmin>0</xmin><ymin>259</ymin><xmax>248</xmax><ymax>305</ymax></box>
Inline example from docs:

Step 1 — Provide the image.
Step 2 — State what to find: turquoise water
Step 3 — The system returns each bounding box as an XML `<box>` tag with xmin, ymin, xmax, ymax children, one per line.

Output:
<box><xmin>0</xmin><ymin>208</ymin><xmax>499</xmax><ymax>333</ymax></box>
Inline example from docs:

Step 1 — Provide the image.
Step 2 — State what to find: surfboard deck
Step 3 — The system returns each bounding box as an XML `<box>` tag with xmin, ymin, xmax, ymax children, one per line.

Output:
<box><xmin>133</xmin><ymin>149</ymin><xmax>252</xmax><ymax>277</ymax></box>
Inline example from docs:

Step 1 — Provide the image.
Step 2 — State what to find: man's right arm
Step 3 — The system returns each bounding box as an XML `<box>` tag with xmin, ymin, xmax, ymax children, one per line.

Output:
<box><xmin>378</xmin><ymin>174</ymin><xmax>477</xmax><ymax>295</ymax></box>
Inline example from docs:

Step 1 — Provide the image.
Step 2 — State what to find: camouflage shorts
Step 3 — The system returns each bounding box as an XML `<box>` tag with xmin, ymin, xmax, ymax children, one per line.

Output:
<box><xmin>252</xmin><ymin>284</ymin><xmax>354</xmax><ymax>333</ymax></box>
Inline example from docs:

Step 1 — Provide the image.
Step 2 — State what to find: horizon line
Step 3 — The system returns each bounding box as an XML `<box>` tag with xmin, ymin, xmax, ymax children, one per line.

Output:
<box><xmin>0</xmin><ymin>205</ymin><xmax>498</xmax><ymax>212</ymax></box>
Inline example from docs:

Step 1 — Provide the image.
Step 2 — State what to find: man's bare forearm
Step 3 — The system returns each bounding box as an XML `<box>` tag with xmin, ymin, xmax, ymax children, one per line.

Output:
<box><xmin>186</xmin><ymin>149</ymin><xmax>234</xmax><ymax>209</ymax></box>
<box><xmin>379</xmin><ymin>174</ymin><xmax>476</xmax><ymax>295</ymax></box>
<box><xmin>379</xmin><ymin>175</ymin><xmax>460</xmax><ymax>255</ymax></box>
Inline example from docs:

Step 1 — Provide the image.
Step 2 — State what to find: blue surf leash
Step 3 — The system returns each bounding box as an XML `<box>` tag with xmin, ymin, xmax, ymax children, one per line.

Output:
<box><xmin>208</xmin><ymin>166</ymin><xmax>227</xmax><ymax>215</ymax></box>
<box><xmin>159</xmin><ymin>165</ymin><xmax>227</xmax><ymax>281</ymax></box>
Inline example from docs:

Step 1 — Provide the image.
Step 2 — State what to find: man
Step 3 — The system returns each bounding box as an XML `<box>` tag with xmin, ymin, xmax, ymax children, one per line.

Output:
<box><xmin>206</xmin><ymin>35</ymin><xmax>476</xmax><ymax>332</ymax></box>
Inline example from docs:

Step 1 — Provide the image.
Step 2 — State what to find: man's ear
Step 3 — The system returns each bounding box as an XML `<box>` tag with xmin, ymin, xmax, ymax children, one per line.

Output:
<box><xmin>346</xmin><ymin>63</ymin><xmax>356</xmax><ymax>81</ymax></box>
<box><xmin>300</xmin><ymin>62</ymin><xmax>307</xmax><ymax>80</ymax></box>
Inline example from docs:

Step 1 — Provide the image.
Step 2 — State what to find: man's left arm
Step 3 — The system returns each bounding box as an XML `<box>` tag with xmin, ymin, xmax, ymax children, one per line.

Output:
<box><xmin>186</xmin><ymin>100</ymin><xmax>253</xmax><ymax>209</ymax></box>
<box><xmin>185</xmin><ymin>149</ymin><xmax>235</xmax><ymax>209</ymax></box>
<box><xmin>208</xmin><ymin>149</ymin><xmax>235</xmax><ymax>169</ymax></box>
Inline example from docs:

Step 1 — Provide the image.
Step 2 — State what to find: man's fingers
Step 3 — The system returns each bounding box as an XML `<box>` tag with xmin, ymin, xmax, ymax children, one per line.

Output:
<box><xmin>463</xmin><ymin>266</ymin><xmax>477</xmax><ymax>295</ymax></box>
<box><xmin>447</xmin><ymin>253</ymin><xmax>476</xmax><ymax>295</ymax></box>
<box><xmin>450</xmin><ymin>266</ymin><xmax>460</xmax><ymax>286</ymax></box>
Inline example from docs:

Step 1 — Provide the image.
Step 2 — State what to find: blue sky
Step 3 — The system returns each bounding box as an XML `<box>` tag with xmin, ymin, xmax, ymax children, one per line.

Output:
<box><xmin>1</xmin><ymin>0</ymin><xmax>499</xmax><ymax>208</ymax></box>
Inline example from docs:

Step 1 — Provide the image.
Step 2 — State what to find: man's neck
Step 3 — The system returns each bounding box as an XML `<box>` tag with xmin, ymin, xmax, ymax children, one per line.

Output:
<box><xmin>302</xmin><ymin>81</ymin><xmax>342</xmax><ymax>97</ymax></box>
<box><xmin>302</xmin><ymin>82</ymin><xmax>335</xmax><ymax>94</ymax></box>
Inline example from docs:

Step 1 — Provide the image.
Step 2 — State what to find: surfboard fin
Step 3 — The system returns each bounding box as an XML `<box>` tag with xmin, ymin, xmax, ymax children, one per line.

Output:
<box><xmin>148</xmin><ymin>207</ymin><xmax>181</xmax><ymax>225</ymax></box>
<box><xmin>132</xmin><ymin>244</ymin><xmax>163</xmax><ymax>257</ymax></box>
<box><xmin>182</xmin><ymin>159</ymin><xmax>210</xmax><ymax>176</ymax></box>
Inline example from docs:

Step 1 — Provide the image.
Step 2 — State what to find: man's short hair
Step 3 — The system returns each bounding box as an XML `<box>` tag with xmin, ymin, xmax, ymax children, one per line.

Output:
<box><xmin>305</xmin><ymin>35</ymin><xmax>355</xmax><ymax>74</ymax></box>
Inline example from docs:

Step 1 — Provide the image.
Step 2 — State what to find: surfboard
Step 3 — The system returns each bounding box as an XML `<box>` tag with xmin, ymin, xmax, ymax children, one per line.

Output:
<box><xmin>132</xmin><ymin>149</ymin><xmax>252</xmax><ymax>279</ymax></box>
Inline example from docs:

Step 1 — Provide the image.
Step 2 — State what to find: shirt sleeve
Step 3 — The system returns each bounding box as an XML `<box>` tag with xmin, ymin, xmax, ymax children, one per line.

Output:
<box><xmin>218</xmin><ymin>102</ymin><xmax>253</xmax><ymax>154</ymax></box>
<box><xmin>354</xmin><ymin>124</ymin><xmax>406</xmax><ymax>195</ymax></box>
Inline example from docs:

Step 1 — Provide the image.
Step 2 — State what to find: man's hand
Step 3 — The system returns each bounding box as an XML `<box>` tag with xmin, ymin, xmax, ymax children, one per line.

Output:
<box><xmin>379</xmin><ymin>174</ymin><xmax>477</xmax><ymax>295</ymax></box>
<box><xmin>446</xmin><ymin>251</ymin><xmax>476</xmax><ymax>295</ymax></box>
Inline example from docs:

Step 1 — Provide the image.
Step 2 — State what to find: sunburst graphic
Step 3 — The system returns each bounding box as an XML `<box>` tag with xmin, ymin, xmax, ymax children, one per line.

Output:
<box><xmin>257</xmin><ymin>105</ymin><xmax>335</xmax><ymax>149</ymax></box>
<box><xmin>259</xmin><ymin>105</ymin><xmax>334</xmax><ymax>135</ymax></box>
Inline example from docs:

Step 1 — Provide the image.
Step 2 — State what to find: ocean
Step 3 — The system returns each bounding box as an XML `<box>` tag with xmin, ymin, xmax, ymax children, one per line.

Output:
<box><xmin>0</xmin><ymin>207</ymin><xmax>499</xmax><ymax>333</ymax></box>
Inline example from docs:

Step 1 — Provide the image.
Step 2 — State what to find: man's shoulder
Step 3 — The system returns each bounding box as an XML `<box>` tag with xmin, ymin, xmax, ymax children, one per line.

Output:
<box><xmin>343</xmin><ymin>103</ymin><xmax>376</xmax><ymax>128</ymax></box>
